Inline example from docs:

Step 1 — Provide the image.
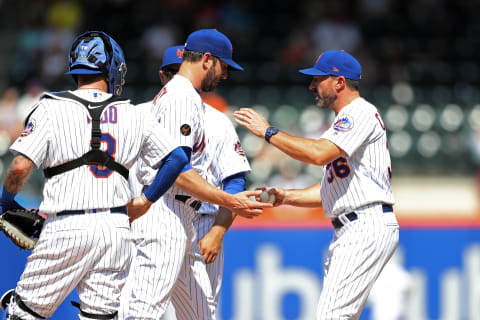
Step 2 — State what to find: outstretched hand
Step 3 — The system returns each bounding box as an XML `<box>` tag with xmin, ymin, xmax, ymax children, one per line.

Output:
<box><xmin>233</xmin><ymin>108</ymin><xmax>270</xmax><ymax>138</ymax></box>
<box><xmin>229</xmin><ymin>189</ymin><xmax>272</xmax><ymax>219</ymax></box>
<box><xmin>127</xmin><ymin>194</ymin><xmax>152</xmax><ymax>223</ymax></box>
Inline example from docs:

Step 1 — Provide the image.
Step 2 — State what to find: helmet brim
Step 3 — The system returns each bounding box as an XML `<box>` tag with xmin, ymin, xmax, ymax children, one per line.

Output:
<box><xmin>65</xmin><ymin>68</ymin><xmax>104</xmax><ymax>75</ymax></box>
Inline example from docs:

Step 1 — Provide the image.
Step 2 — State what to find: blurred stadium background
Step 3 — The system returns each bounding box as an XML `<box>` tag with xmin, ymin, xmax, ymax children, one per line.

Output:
<box><xmin>0</xmin><ymin>0</ymin><xmax>479</xmax><ymax>319</ymax></box>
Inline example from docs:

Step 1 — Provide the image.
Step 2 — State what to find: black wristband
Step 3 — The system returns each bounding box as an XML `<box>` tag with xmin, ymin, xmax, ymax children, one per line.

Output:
<box><xmin>265</xmin><ymin>126</ymin><xmax>279</xmax><ymax>143</ymax></box>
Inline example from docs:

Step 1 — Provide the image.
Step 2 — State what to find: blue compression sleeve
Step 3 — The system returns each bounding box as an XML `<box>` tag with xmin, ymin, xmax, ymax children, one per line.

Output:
<box><xmin>222</xmin><ymin>172</ymin><xmax>247</xmax><ymax>194</ymax></box>
<box><xmin>181</xmin><ymin>163</ymin><xmax>192</xmax><ymax>173</ymax></box>
<box><xmin>144</xmin><ymin>147</ymin><xmax>190</xmax><ymax>202</ymax></box>
<box><xmin>1</xmin><ymin>188</ymin><xmax>16</xmax><ymax>202</ymax></box>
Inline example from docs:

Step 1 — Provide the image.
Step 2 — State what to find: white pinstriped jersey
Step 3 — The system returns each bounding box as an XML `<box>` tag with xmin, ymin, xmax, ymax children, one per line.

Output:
<box><xmin>136</xmin><ymin>74</ymin><xmax>207</xmax><ymax>191</ymax></box>
<box><xmin>9</xmin><ymin>89</ymin><xmax>177</xmax><ymax>216</ymax></box>
<box><xmin>197</xmin><ymin>104</ymin><xmax>251</xmax><ymax>214</ymax></box>
<box><xmin>320</xmin><ymin>97</ymin><xmax>394</xmax><ymax>218</ymax></box>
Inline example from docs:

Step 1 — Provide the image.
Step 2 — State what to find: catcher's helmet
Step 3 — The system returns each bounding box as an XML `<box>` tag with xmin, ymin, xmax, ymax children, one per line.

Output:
<box><xmin>66</xmin><ymin>31</ymin><xmax>127</xmax><ymax>95</ymax></box>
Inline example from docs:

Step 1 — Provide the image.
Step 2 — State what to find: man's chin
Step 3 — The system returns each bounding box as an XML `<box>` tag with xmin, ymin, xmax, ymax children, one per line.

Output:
<box><xmin>315</xmin><ymin>99</ymin><xmax>326</xmax><ymax>109</ymax></box>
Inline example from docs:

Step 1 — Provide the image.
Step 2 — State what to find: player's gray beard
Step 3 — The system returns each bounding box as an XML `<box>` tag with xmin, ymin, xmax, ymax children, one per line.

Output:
<box><xmin>318</xmin><ymin>93</ymin><xmax>336</xmax><ymax>109</ymax></box>
<box><xmin>201</xmin><ymin>66</ymin><xmax>220</xmax><ymax>92</ymax></box>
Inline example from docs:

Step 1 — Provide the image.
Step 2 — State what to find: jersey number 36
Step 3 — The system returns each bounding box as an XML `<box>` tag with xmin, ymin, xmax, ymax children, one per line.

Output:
<box><xmin>326</xmin><ymin>157</ymin><xmax>350</xmax><ymax>183</ymax></box>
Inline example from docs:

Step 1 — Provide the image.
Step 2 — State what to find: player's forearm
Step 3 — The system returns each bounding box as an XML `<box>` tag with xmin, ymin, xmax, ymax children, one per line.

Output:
<box><xmin>283</xmin><ymin>183</ymin><xmax>322</xmax><ymax>208</ymax></box>
<box><xmin>212</xmin><ymin>207</ymin><xmax>236</xmax><ymax>233</ymax></box>
<box><xmin>4</xmin><ymin>155</ymin><xmax>35</xmax><ymax>194</ymax></box>
<box><xmin>270</xmin><ymin>133</ymin><xmax>342</xmax><ymax>166</ymax></box>
<box><xmin>175</xmin><ymin>169</ymin><xmax>235</xmax><ymax>208</ymax></box>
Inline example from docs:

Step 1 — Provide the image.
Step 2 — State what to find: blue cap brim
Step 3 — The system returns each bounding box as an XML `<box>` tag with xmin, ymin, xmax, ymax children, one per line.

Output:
<box><xmin>221</xmin><ymin>58</ymin><xmax>243</xmax><ymax>71</ymax></box>
<box><xmin>298</xmin><ymin>68</ymin><xmax>330</xmax><ymax>76</ymax></box>
<box><xmin>65</xmin><ymin>69</ymin><xmax>103</xmax><ymax>75</ymax></box>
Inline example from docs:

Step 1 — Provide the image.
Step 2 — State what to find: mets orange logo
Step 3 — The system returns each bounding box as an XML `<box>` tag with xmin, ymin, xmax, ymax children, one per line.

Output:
<box><xmin>180</xmin><ymin>124</ymin><xmax>191</xmax><ymax>136</ymax></box>
<box><xmin>333</xmin><ymin>67</ymin><xmax>339</xmax><ymax>72</ymax></box>
<box><xmin>176</xmin><ymin>48</ymin><xmax>184</xmax><ymax>59</ymax></box>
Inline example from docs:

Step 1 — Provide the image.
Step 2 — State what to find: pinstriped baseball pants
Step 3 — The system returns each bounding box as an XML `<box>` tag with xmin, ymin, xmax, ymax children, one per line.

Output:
<box><xmin>9</xmin><ymin>212</ymin><xmax>132</xmax><ymax>319</ymax></box>
<box><xmin>316</xmin><ymin>203</ymin><xmax>399</xmax><ymax>320</ymax></box>
<box><xmin>125</xmin><ymin>198</ymin><xmax>215</xmax><ymax>320</ymax></box>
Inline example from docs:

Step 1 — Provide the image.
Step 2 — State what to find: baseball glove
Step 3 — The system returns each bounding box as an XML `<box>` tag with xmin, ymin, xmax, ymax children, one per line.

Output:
<box><xmin>0</xmin><ymin>209</ymin><xmax>45</xmax><ymax>250</ymax></box>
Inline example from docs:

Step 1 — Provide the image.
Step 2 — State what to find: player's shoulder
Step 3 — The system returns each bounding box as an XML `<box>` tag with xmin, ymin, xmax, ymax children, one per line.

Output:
<box><xmin>351</xmin><ymin>97</ymin><xmax>377</xmax><ymax>111</ymax></box>
<box><xmin>135</xmin><ymin>100</ymin><xmax>153</xmax><ymax>109</ymax></box>
<box><xmin>160</xmin><ymin>76</ymin><xmax>200</xmax><ymax>102</ymax></box>
<box><xmin>205</xmin><ymin>103</ymin><xmax>230</xmax><ymax>121</ymax></box>
<box><xmin>134</xmin><ymin>100</ymin><xmax>154</xmax><ymax>116</ymax></box>
<box><xmin>342</xmin><ymin>97</ymin><xmax>378</xmax><ymax>118</ymax></box>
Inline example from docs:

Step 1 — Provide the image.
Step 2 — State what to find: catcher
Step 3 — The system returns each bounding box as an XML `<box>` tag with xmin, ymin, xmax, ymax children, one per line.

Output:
<box><xmin>0</xmin><ymin>30</ymin><xmax>188</xmax><ymax>320</ymax></box>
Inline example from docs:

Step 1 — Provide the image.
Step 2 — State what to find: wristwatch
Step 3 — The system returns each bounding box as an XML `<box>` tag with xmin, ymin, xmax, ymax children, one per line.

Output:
<box><xmin>264</xmin><ymin>126</ymin><xmax>279</xmax><ymax>143</ymax></box>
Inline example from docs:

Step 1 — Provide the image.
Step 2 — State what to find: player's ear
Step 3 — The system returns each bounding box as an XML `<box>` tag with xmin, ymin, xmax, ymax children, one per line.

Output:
<box><xmin>159</xmin><ymin>70</ymin><xmax>167</xmax><ymax>86</ymax></box>
<box><xmin>202</xmin><ymin>52</ymin><xmax>213</xmax><ymax>70</ymax></box>
<box><xmin>335</xmin><ymin>76</ymin><xmax>346</xmax><ymax>91</ymax></box>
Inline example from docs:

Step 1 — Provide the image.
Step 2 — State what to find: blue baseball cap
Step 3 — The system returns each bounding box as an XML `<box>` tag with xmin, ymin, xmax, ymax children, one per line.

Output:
<box><xmin>161</xmin><ymin>45</ymin><xmax>184</xmax><ymax>69</ymax></box>
<box><xmin>299</xmin><ymin>50</ymin><xmax>362</xmax><ymax>81</ymax></box>
<box><xmin>184</xmin><ymin>29</ymin><xmax>243</xmax><ymax>71</ymax></box>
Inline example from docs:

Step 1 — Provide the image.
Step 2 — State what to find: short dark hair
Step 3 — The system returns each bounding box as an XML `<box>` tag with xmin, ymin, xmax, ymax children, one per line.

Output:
<box><xmin>345</xmin><ymin>79</ymin><xmax>359</xmax><ymax>91</ymax></box>
<box><xmin>182</xmin><ymin>50</ymin><xmax>219</xmax><ymax>66</ymax></box>
<box><xmin>183</xmin><ymin>50</ymin><xmax>204</xmax><ymax>62</ymax></box>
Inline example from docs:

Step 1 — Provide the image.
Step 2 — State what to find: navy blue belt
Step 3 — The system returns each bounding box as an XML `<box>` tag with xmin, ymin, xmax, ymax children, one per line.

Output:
<box><xmin>174</xmin><ymin>195</ymin><xmax>202</xmax><ymax>211</ymax></box>
<box><xmin>57</xmin><ymin>206</ymin><xmax>127</xmax><ymax>217</ymax></box>
<box><xmin>331</xmin><ymin>204</ymin><xmax>393</xmax><ymax>229</ymax></box>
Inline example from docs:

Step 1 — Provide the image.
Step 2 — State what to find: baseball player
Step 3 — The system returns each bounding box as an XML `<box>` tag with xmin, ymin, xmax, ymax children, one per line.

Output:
<box><xmin>123</xmin><ymin>45</ymin><xmax>251</xmax><ymax>318</ymax></box>
<box><xmin>234</xmin><ymin>50</ymin><xmax>400</xmax><ymax>320</ymax></box>
<box><xmin>0</xmin><ymin>31</ymin><xmax>188</xmax><ymax>319</ymax></box>
<box><xmin>125</xmin><ymin>30</ymin><xmax>268</xmax><ymax>320</ymax></box>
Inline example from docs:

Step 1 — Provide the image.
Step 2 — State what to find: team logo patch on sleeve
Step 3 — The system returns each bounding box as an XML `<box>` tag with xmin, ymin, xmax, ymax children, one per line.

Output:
<box><xmin>180</xmin><ymin>124</ymin><xmax>191</xmax><ymax>136</ymax></box>
<box><xmin>20</xmin><ymin>118</ymin><xmax>36</xmax><ymax>137</ymax></box>
<box><xmin>333</xmin><ymin>114</ymin><xmax>354</xmax><ymax>132</ymax></box>
<box><xmin>234</xmin><ymin>140</ymin><xmax>246</xmax><ymax>156</ymax></box>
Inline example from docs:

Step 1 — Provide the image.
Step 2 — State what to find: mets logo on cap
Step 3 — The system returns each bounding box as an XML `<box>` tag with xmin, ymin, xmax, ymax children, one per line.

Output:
<box><xmin>20</xmin><ymin>118</ymin><xmax>36</xmax><ymax>137</ymax></box>
<box><xmin>333</xmin><ymin>114</ymin><xmax>354</xmax><ymax>132</ymax></box>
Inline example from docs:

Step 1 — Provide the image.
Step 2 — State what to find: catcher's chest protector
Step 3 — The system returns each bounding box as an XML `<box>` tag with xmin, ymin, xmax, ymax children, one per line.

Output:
<box><xmin>25</xmin><ymin>91</ymin><xmax>130</xmax><ymax>180</ymax></box>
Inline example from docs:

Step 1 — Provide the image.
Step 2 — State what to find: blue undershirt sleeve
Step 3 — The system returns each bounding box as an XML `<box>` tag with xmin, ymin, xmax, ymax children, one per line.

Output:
<box><xmin>222</xmin><ymin>172</ymin><xmax>247</xmax><ymax>194</ymax></box>
<box><xmin>143</xmin><ymin>147</ymin><xmax>191</xmax><ymax>202</ymax></box>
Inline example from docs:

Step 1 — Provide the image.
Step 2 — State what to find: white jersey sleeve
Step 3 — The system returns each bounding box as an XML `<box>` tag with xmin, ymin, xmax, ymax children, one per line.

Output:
<box><xmin>138</xmin><ymin>114</ymin><xmax>177</xmax><ymax>169</ymax></box>
<box><xmin>10</xmin><ymin>102</ymin><xmax>52</xmax><ymax>168</ymax></box>
<box><xmin>208</xmin><ymin>109</ymin><xmax>250</xmax><ymax>181</ymax></box>
<box><xmin>196</xmin><ymin>105</ymin><xmax>251</xmax><ymax>214</ymax></box>
<box><xmin>137</xmin><ymin>76</ymin><xmax>206</xmax><ymax>196</ymax></box>
<box><xmin>319</xmin><ymin>97</ymin><xmax>394</xmax><ymax>217</ymax></box>
<box><xmin>321</xmin><ymin>100</ymin><xmax>379</xmax><ymax>157</ymax></box>
<box><xmin>151</xmin><ymin>94</ymin><xmax>204</xmax><ymax>152</ymax></box>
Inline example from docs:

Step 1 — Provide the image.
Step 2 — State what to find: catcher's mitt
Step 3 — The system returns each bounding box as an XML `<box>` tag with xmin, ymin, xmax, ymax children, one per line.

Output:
<box><xmin>0</xmin><ymin>209</ymin><xmax>45</xmax><ymax>250</ymax></box>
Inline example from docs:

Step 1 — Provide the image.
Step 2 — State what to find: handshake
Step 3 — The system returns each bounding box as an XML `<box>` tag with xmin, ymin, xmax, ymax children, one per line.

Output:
<box><xmin>249</xmin><ymin>187</ymin><xmax>284</xmax><ymax>206</ymax></box>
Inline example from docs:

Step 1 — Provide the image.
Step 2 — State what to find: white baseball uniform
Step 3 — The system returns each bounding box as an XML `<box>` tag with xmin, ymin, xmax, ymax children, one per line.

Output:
<box><xmin>315</xmin><ymin>97</ymin><xmax>399</xmax><ymax>320</ymax></box>
<box><xmin>125</xmin><ymin>75</ymin><xmax>215</xmax><ymax>320</ymax></box>
<box><xmin>170</xmin><ymin>104</ymin><xmax>251</xmax><ymax>313</ymax></box>
<box><xmin>8</xmin><ymin>89</ymin><xmax>177</xmax><ymax>319</ymax></box>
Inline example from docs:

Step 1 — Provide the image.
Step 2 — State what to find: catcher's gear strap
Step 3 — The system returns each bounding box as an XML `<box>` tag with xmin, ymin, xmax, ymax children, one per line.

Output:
<box><xmin>71</xmin><ymin>301</ymin><xmax>118</xmax><ymax>319</ymax></box>
<box><xmin>34</xmin><ymin>91</ymin><xmax>130</xmax><ymax>180</ymax></box>
<box><xmin>12</xmin><ymin>292</ymin><xmax>46</xmax><ymax>319</ymax></box>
